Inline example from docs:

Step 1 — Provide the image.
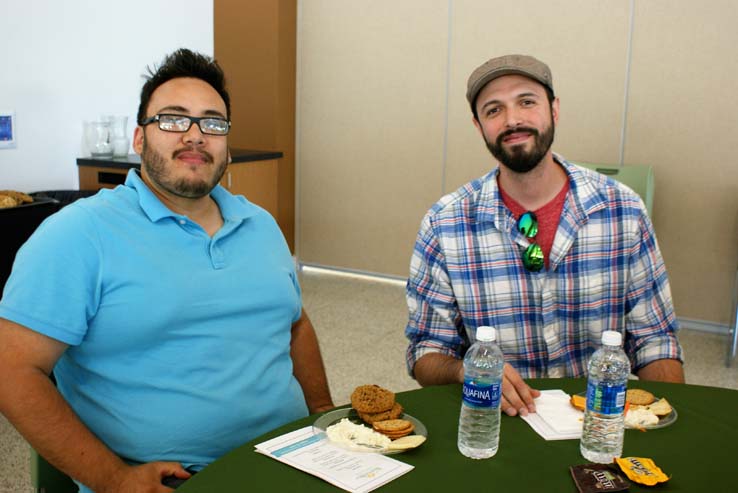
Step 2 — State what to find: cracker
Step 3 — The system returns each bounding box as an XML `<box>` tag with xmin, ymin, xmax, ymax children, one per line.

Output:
<box><xmin>570</xmin><ymin>394</ymin><xmax>586</xmax><ymax>411</ymax></box>
<box><xmin>645</xmin><ymin>398</ymin><xmax>672</xmax><ymax>416</ymax></box>
<box><xmin>387</xmin><ymin>435</ymin><xmax>426</xmax><ymax>451</ymax></box>
<box><xmin>377</xmin><ymin>429</ymin><xmax>414</xmax><ymax>439</ymax></box>
<box><xmin>351</xmin><ymin>384</ymin><xmax>395</xmax><ymax>413</ymax></box>
<box><xmin>373</xmin><ymin>419</ymin><xmax>412</xmax><ymax>432</ymax></box>
<box><xmin>626</xmin><ymin>389</ymin><xmax>655</xmax><ymax>406</ymax></box>
<box><xmin>373</xmin><ymin>419</ymin><xmax>414</xmax><ymax>438</ymax></box>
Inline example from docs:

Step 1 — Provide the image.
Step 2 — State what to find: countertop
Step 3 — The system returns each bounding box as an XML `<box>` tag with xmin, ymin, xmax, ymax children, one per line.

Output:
<box><xmin>77</xmin><ymin>148</ymin><xmax>283</xmax><ymax>170</ymax></box>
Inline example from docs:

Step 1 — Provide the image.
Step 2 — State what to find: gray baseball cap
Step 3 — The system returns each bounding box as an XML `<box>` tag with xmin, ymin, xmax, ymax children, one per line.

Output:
<box><xmin>466</xmin><ymin>54</ymin><xmax>554</xmax><ymax>111</ymax></box>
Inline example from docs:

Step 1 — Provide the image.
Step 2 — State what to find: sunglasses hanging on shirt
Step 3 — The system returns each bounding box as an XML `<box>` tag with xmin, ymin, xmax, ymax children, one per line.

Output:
<box><xmin>517</xmin><ymin>211</ymin><xmax>544</xmax><ymax>272</ymax></box>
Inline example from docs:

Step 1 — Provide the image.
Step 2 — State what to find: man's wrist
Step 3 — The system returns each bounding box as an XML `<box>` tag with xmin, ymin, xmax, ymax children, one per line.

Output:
<box><xmin>311</xmin><ymin>403</ymin><xmax>335</xmax><ymax>414</ymax></box>
<box><xmin>88</xmin><ymin>458</ymin><xmax>130</xmax><ymax>493</ymax></box>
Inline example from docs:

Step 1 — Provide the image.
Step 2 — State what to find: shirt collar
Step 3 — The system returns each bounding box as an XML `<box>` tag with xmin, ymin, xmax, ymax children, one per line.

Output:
<box><xmin>124</xmin><ymin>168</ymin><xmax>259</xmax><ymax>223</ymax></box>
<box><xmin>475</xmin><ymin>153</ymin><xmax>606</xmax><ymax>229</ymax></box>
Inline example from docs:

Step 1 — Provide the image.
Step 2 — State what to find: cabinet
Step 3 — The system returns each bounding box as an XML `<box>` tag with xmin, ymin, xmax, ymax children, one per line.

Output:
<box><xmin>78</xmin><ymin>165</ymin><xmax>128</xmax><ymax>190</ymax></box>
<box><xmin>219</xmin><ymin>159</ymin><xmax>278</xmax><ymax>219</ymax></box>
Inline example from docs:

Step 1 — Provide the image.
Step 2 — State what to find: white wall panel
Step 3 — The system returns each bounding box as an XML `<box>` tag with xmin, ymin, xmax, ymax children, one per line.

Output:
<box><xmin>0</xmin><ymin>0</ymin><xmax>213</xmax><ymax>191</ymax></box>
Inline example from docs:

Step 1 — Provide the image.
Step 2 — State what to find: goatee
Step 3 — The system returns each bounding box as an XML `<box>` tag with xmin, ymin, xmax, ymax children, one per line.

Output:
<box><xmin>484</xmin><ymin>117</ymin><xmax>555</xmax><ymax>174</ymax></box>
<box><xmin>141</xmin><ymin>138</ymin><xmax>227</xmax><ymax>199</ymax></box>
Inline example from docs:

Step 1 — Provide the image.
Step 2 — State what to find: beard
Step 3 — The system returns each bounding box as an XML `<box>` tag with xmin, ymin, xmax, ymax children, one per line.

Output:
<box><xmin>141</xmin><ymin>138</ymin><xmax>227</xmax><ymax>199</ymax></box>
<box><xmin>484</xmin><ymin>115</ymin><xmax>555</xmax><ymax>174</ymax></box>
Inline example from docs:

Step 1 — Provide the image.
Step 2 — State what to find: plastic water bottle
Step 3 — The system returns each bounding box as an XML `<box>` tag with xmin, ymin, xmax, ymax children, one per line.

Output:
<box><xmin>580</xmin><ymin>330</ymin><xmax>631</xmax><ymax>463</ymax></box>
<box><xmin>458</xmin><ymin>326</ymin><xmax>504</xmax><ymax>459</ymax></box>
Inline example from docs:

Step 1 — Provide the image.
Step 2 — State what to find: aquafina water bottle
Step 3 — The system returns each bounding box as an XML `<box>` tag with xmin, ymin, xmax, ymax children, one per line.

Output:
<box><xmin>457</xmin><ymin>326</ymin><xmax>504</xmax><ymax>459</ymax></box>
<box><xmin>580</xmin><ymin>330</ymin><xmax>630</xmax><ymax>463</ymax></box>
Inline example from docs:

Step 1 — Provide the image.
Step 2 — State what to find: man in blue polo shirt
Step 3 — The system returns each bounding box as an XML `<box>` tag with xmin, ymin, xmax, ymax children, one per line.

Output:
<box><xmin>0</xmin><ymin>49</ymin><xmax>334</xmax><ymax>493</ymax></box>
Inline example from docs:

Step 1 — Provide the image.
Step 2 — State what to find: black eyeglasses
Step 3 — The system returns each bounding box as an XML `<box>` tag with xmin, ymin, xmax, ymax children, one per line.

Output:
<box><xmin>139</xmin><ymin>114</ymin><xmax>231</xmax><ymax>136</ymax></box>
<box><xmin>517</xmin><ymin>211</ymin><xmax>544</xmax><ymax>272</ymax></box>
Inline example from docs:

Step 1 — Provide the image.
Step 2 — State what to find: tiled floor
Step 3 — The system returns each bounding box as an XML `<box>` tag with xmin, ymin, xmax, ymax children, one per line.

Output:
<box><xmin>1</xmin><ymin>268</ymin><xmax>736</xmax><ymax>492</ymax></box>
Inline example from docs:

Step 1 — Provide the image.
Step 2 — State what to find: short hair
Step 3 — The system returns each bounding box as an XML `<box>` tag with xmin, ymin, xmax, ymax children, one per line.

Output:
<box><xmin>136</xmin><ymin>48</ymin><xmax>231</xmax><ymax>124</ymax></box>
<box><xmin>471</xmin><ymin>84</ymin><xmax>554</xmax><ymax>122</ymax></box>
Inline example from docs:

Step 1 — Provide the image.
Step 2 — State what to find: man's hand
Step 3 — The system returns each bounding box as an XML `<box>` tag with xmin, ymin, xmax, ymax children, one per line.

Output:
<box><xmin>414</xmin><ymin>354</ymin><xmax>540</xmax><ymax>417</ymax></box>
<box><xmin>101</xmin><ymin>462</ymin><xmax>191</xmax><ymax>493</ymax></box>
<box><xmin>500</xmin><ymin>363</ymin><xmax>540</xmax><ymax>417</ymax></box>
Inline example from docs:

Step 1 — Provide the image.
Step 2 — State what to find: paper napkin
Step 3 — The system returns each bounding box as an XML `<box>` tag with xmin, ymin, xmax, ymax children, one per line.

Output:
<box><xmin>521</xmin><ymin>389</ymin><xmax>584</xmax><ymax>440</ymax></box>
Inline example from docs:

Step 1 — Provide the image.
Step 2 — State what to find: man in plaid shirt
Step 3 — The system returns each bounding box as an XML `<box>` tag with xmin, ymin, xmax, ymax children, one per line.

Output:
<box><xmin>405</xmin><ymin>55</ymin><xmax>684</xmax><ymax>417</ymax></box>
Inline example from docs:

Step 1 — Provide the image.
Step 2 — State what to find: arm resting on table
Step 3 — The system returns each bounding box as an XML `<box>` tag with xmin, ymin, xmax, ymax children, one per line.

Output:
<box><xmin>290</xmin><ymin>310</ymin><xmax>335</xmax><ymax>413</ymax></box>
<box><xmin>636</xmin><ymin>358</ymin><xmax>685</xmax><ymax>383</ymax></box>
<box><xmin>0</xmin><ymin>318</ymin><xmax>189</xmax><ymax>493</ymax></box>
<box><xmin>413</xmin><ymin>353</ymin><xmax>464</xmax><ymax>386</ymax></box>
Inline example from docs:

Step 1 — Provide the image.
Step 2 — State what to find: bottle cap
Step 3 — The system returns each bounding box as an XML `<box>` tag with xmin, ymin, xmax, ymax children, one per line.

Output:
<box><xmin>476</xmin><ymin>326</ymin><xmax>496</xmax><ymax>342</ymax></box>
<box><xmin>601</xmin><ymin>330</ymin><xmax>622</xmax><ymax>346</ymax></box>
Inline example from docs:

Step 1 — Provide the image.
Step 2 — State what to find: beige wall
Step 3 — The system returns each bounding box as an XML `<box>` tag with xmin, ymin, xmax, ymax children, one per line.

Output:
<box><xmin>624</xmin><ymin>0</ymin><xmax>738</xmax><ymax>323</ymax></box>
<box><xmin>297</xmin><ymin>0</ymin><xmax>738</xmax><ymax>326</ymax></box>
<box><xmin>298</xmin><ymin>0</ymin><xmax>448</xmax><ymax>273</ymax></box>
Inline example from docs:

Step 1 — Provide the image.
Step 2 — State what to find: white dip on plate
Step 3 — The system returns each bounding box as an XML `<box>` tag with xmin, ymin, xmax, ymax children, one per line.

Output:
<box><xmin>325</xmin><ymin>418</ymin><xmax>391</xmax><ymax>451</ymax></box>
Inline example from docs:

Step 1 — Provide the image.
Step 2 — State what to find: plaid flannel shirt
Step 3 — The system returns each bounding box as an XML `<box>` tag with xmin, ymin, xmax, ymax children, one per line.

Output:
<box><xmin>405</xmin><ymin>157</ymin><xmax>682</xmax><ymax>378</ymax></box>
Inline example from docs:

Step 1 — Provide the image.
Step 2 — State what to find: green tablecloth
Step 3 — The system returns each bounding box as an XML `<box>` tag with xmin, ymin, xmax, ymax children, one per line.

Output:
<box><xmin>179</xmin><ymin>379</ymin><xmax>738</xmax><ymax>492</ymax></box>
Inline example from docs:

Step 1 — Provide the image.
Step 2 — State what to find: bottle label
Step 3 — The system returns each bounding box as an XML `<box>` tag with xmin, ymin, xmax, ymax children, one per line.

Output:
<box><xmin>586</xmin><ymin>381</ymin><xmax>626</xmax><ymax>415</ymax></box>
<box><xmin>462</xmin><ymin>379</ymin><xmax>501</xmax><ymax>408</ymax></box>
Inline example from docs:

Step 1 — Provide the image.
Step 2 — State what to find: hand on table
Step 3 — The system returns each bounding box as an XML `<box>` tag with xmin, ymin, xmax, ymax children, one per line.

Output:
<box><xmin>100</xmin><ymin>461</ymin><xmax>191</xmax><ymax>493</ymax></box>
<box><xmin>501</xmin><ymin>363</ymin><xmax>540</xmax><ymax>417</ymax></box>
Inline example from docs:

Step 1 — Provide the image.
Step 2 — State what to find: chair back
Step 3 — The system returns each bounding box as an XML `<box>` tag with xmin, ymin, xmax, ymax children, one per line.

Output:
<box><xmin>0</xmin><ymin>197</ymin><xmax>60</xmax><ymax>293</ymax></box>
<box><xmin>31</xmin><ymin>449</ymin><xmax>78</xmax><ymax>492</ymax></box>
<box><xmin>574</xmin><ymin>162</ymin><xmax>655</xmax><ymax>216</ymax></box>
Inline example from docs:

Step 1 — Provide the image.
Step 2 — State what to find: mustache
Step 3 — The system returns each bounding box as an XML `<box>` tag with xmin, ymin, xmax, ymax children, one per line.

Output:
<box><xmin>496</xmin><ymin>127</ymin><xmax>540</xmax><ymax>145</ymax></box>
<box><xmin>172</xmin><ymin>147</ymin><xmax>214</xmax><ymax>163</ymax></box>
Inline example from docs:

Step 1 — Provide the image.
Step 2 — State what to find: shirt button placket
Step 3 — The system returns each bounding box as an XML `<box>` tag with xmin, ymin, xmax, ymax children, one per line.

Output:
<box><xmin>210</xmin><ymin>240</ymin><xmax>225</xmax><ymax>269</ymax></box>
<box><xmin>541</xmin><ymin>275</ymin><xmax>562</xmax><ymax>377</ymax></box>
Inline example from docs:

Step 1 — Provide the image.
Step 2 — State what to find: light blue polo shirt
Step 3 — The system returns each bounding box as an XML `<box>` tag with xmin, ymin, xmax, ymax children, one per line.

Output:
<box><xmin>0</xmin><ymin>170</ymin><xmax>308</xmax><ymax>481</ymax></box>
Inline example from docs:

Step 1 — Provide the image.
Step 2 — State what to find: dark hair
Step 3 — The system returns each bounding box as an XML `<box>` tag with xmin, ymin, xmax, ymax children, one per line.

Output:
<box><xmin>137</xmin><ymin>48</ymin><xmax>231</xmax><ymax>124</ymax></box>
<box><xmin>471</xmin><ymin>85</ymin><xmax>554</xmax><ymax>122</ymax></box>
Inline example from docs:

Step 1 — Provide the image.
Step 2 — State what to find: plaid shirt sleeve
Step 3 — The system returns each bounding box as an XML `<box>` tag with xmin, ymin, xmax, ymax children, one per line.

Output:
<box><xmin>405</xmin><ymin>213</ymin><xmax>468</xmax><ymax>377</ymax></box>
<box><xmin>624</xmin><ymin>211</ymin><xmax>683</xmax><ymax>370</ymax></box>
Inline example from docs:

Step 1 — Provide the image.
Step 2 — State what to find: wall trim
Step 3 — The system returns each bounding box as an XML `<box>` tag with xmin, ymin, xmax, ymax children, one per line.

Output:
<box><xmin>678</xmin><ymin>317</ymin><xmax>730</xmax><ymax>335</ymax></box>
<box><xmin>299</xmin><ymin>262</ymin><xmax>406</xmax><ymax>286</ymax></box>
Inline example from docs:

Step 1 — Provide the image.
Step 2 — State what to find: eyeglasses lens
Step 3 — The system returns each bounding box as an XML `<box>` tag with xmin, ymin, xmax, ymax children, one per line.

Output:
<box><xmin>200</xmin><ymin>119</ymin><xmax>229</xmax><ymax>135</ymax></box>
<box><xmin>518</xmin><ymin>212</ymin><xmax>539</xmax><ymax>237</ymax></box>
<box><xmin>523</xmin><ymin>244</ymin><xmax>544</xmax><ymax>271</ymax></box>
<box><xmin>159</xmin><ymin>115</ymin><xmax>190</xmax><ymax>132</ymax></box>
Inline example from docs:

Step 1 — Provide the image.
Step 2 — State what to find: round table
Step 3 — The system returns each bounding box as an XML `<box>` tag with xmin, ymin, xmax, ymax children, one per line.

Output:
<box><xmin>179</xmin><ymin>379</ymin><xmax>738</xmax><ymax>492</ymax></box>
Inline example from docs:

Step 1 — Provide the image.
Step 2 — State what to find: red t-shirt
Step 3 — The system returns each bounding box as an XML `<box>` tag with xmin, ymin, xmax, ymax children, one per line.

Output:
<box><xmin>499</xmin><ymin>178</ymin><xmax>570</xmax><ymax>269</ymax></box>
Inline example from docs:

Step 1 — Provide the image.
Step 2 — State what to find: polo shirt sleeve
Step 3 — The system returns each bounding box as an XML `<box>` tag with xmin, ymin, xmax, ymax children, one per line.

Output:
<box><xmin>289</xmin><ymin>268</ymin><xmax>303</xmax><ymax>324</ymax></box>
<box><xmin>623</xmin><ymin>211</ymin><xmax>683</xmax><ymax>371</ymax></box>
<box><xmin>0</xmin><ymin>204</ymin><xmax>101</xmax><ymax>345</ymax></box>
<box><xmin>405</xmin><ymin>213</ymin><xmax>465</xmax><ymax>377</ymax></box>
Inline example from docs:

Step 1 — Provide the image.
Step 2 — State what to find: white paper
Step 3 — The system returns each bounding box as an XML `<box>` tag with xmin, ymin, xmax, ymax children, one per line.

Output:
<box><xmin>254</xmin><ymin>426</ymin><xmax>413</xmax><ymax>493</ymax></box>
<box><xmin>521</xmin><ymin>389</ymin><xmax>584</xmax><ymax>440</ymax></box>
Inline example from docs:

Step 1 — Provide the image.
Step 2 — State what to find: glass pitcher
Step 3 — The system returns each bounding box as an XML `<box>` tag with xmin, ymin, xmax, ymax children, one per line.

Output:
<box><xmin>84</xmin><ymin>121</ymin><xmax>114</xmax><ymax>157</ymax></box>
<box><xmin>103</xmin><ymin>115</ymin><xmax>130</xmax><ymax>157</ymax></box>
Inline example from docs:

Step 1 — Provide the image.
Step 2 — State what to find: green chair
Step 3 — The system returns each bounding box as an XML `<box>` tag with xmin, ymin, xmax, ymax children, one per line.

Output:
<box><xmin>574</xmin><ymin>162</ymin><xmax>655</xmax><ymax>216</ymax></box>
<box><xmin>31</xmin><ymin>447</ymin><xmax>78</xmax><ymax>492</ymax></box>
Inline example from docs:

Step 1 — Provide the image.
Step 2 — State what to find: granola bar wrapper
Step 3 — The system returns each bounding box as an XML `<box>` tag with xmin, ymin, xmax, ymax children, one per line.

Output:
<box><xmin>615</xmin><ymin>457</ymin><xmax>669</xmax><ymax>486</ymax></box>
